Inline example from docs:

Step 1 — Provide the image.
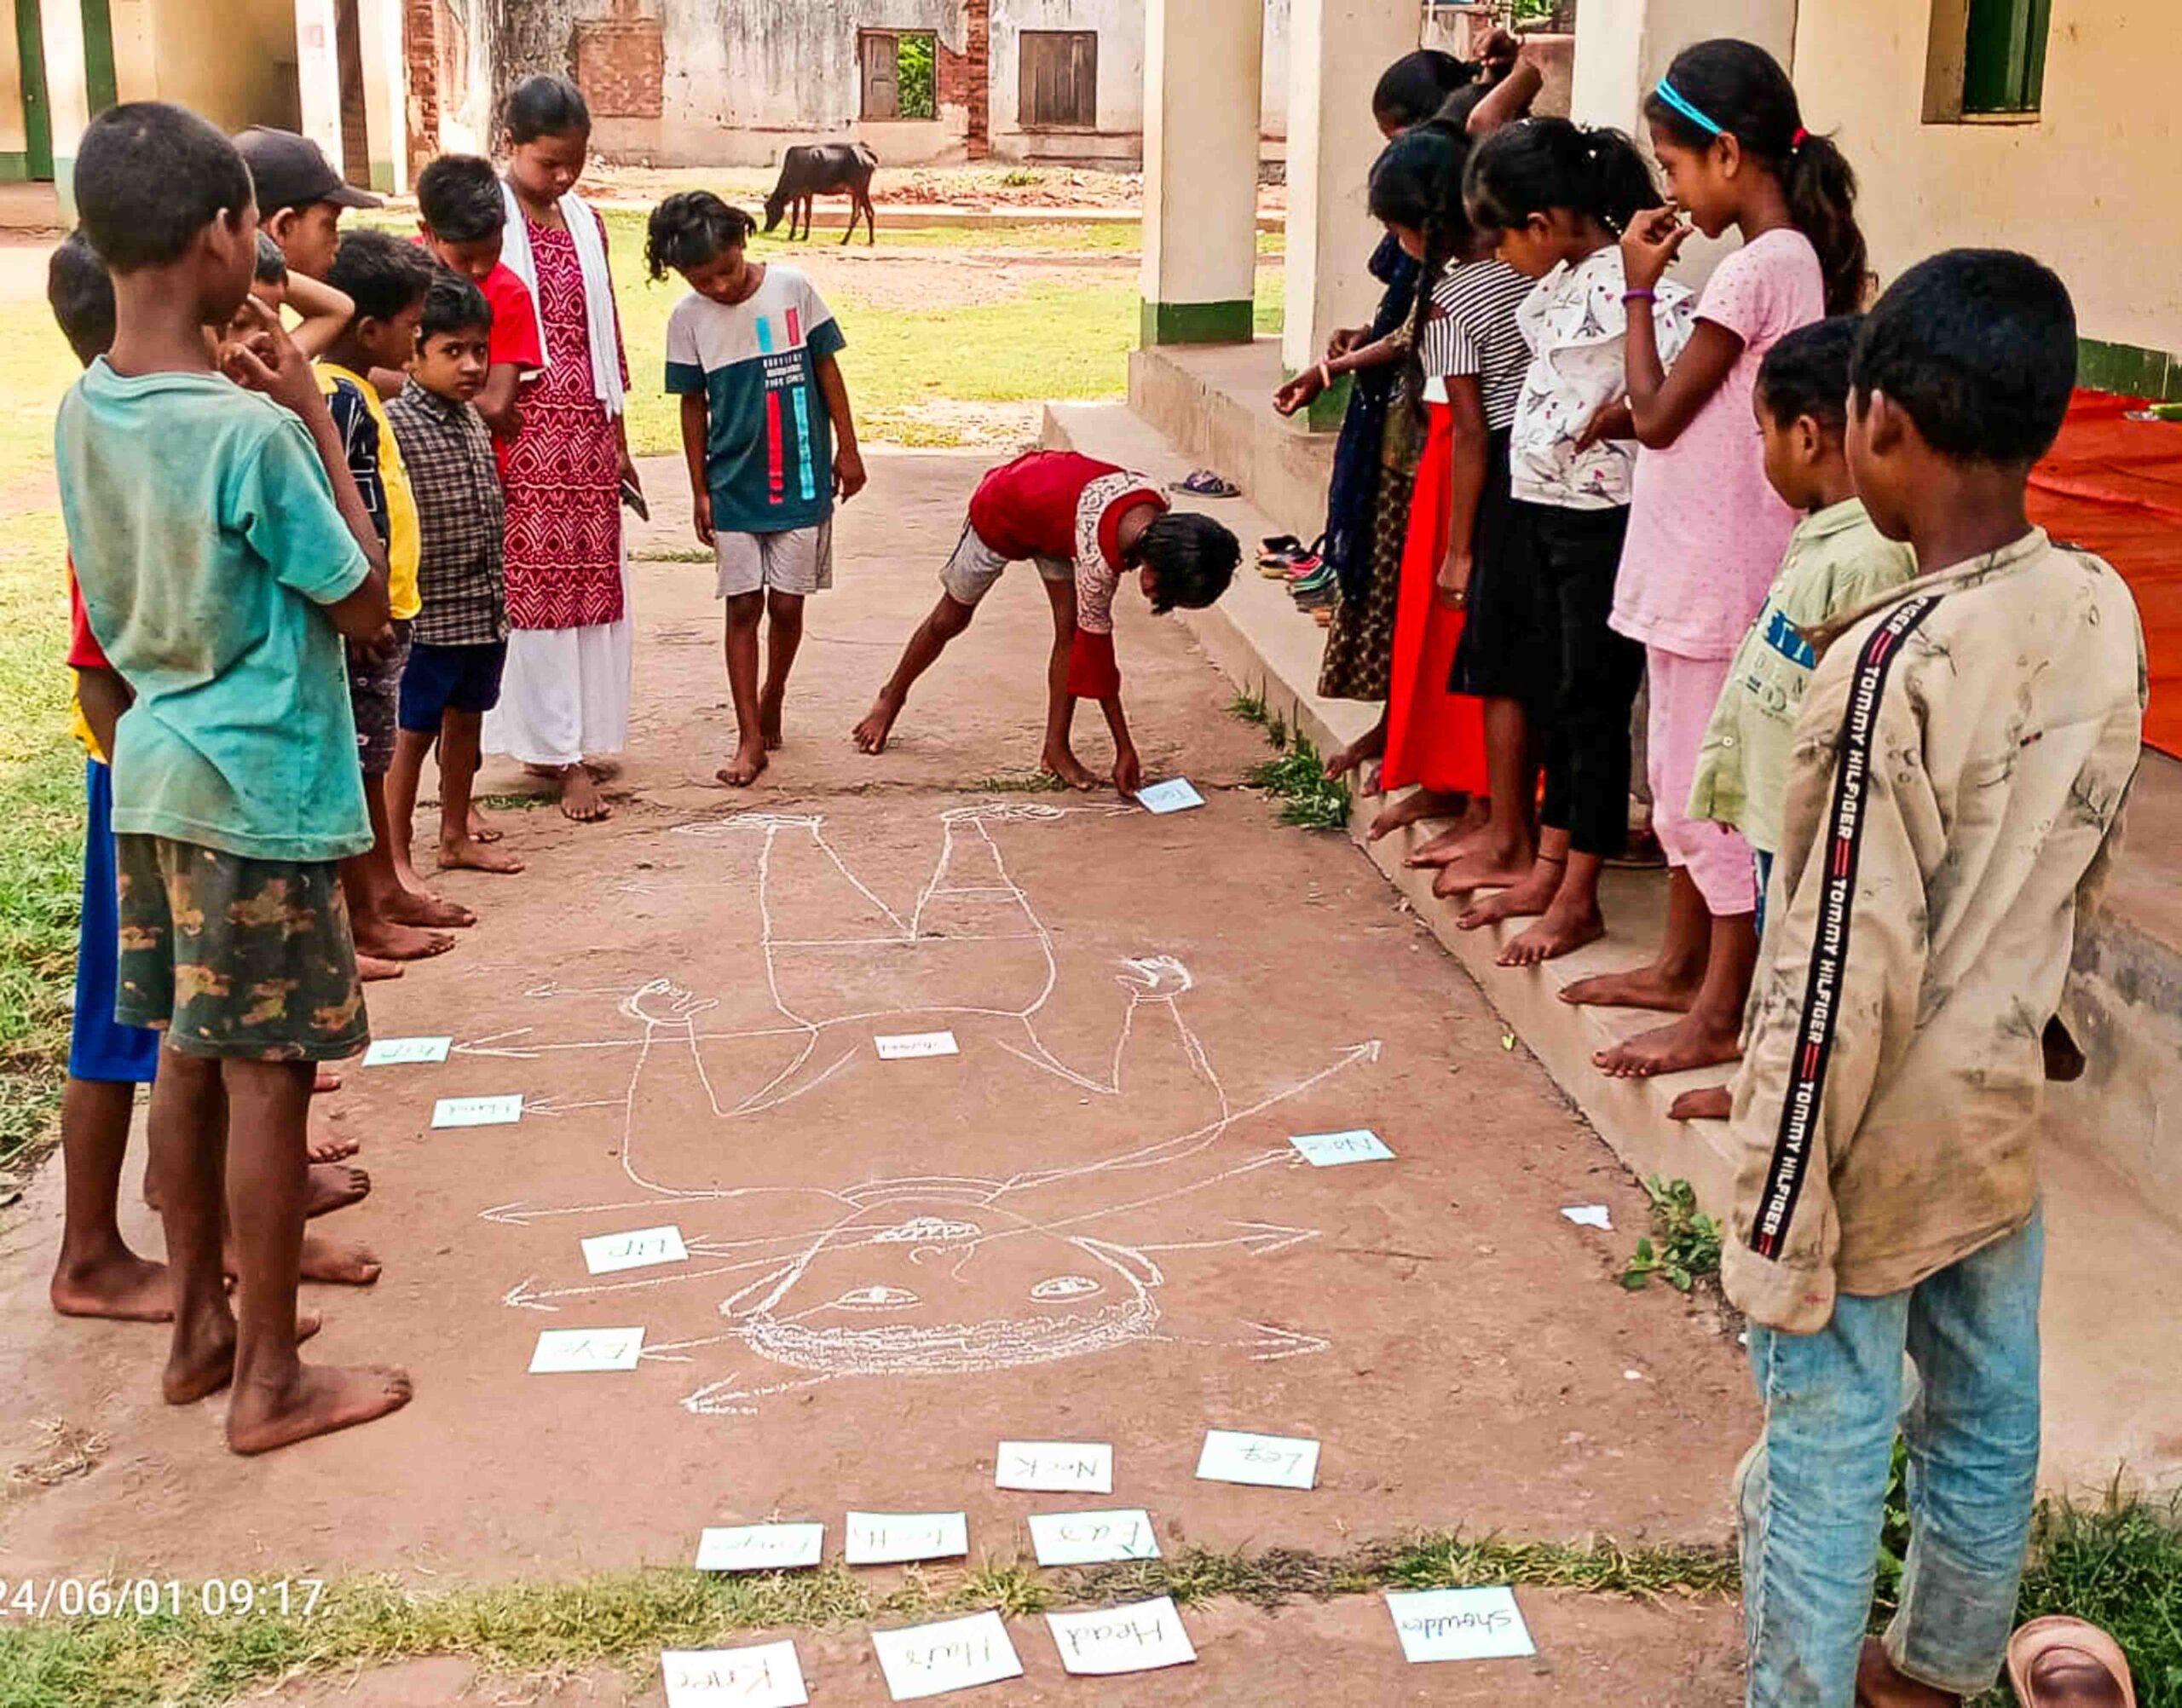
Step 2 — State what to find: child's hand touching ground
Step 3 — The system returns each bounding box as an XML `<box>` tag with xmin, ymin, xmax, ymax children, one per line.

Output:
<box><xmin>1620</xmin><ymin>206</ymin><xmax>1693</xmax><ymax>293</ymax></box>
<box><xmin>1112</xmin><ymin>744</ymin><xmax>1144</xmax><ymax>797</ymax></box>
<box><xmin>834</xmin><ymin>445</ymin><xmax>868</xmax><ymax>500</ymax></box>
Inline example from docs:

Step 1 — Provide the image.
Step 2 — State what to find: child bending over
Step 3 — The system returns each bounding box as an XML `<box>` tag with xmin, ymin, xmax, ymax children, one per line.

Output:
<box><xmin>60</xmin><ymin>102</ymin><xmax>411</xmax><ymax>1451</ymax></box>
<box><xmin>1726</xmin><ymin>249</ymin><xmax>2142</xmax><ymax>1708</ymax></box>
<box><xmin>852</xmin><ymin>450</ymin><xmax>1238</xmax><ymax>794</ymax></box>
<box><xmin>385</xmin><ymin>271</ymin><xmax>523</xmax><ymax>886</ymax></box>
<box><xmin>650</xmin><ymin>191</ymin><xmax>865</xmax><ymax>787</ymax></box>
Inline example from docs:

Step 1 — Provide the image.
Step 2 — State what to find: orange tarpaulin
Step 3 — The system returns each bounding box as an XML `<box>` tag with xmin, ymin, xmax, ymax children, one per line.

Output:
<box><xmin>2027</xmin><ymin>389</ymin><xmax>2182</xmax><ymax>757</ymax></box>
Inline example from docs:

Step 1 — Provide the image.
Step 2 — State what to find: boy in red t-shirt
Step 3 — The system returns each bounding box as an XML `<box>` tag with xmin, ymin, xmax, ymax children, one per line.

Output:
<box><xmin>852</xmin><ymin>450</ymin><xmax>1237</xmax><ymax>793</ymax></box>
<box><xmin>414</xmin><ymin>153</ymin><xmax>544</xmax><ymax>447</ymax></box>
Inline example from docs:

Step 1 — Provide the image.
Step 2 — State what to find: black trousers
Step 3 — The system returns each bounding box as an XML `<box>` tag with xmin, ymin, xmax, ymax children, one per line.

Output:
<box><xmin>1523</xmin><ymin>502</ymin><xmax>1643</xmax><ymax>858</ymax></box>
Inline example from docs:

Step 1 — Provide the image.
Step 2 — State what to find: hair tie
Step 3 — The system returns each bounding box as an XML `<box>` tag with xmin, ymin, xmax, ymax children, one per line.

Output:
<box><xmin>1791</xmin><ymin>126</ymin><xmax>1810</xmax><ymax>151</ymax></box>
<box><xmin>1654</xmin><ymin>76</ymin><xmax>1723</xmax><ymax>137</ymax></box>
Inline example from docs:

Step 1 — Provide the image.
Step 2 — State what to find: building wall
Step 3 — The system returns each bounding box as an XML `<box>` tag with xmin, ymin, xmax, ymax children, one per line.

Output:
<box><xmin>108</xmin><ymin>0</ymin><xmax>301</xmax><ymax>130</ymax></box>
<box><xmin>0</xmin><ymin>7</ymin><xmax>28</xmax><ymax>165</ymax></box>
<box><xmin>1793</xmin><ymin>0</ymin><xmax>2182</xmax><ymax>366</ymax></box>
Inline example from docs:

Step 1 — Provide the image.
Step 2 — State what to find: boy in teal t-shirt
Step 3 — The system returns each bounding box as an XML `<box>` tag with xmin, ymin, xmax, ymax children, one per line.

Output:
<box><xmin>651</xmin><ymin>192</ymin><xmax>865</xmax><ymax>788</ymax></box>
<box><xmin>56</xmin><ymin>101</ymin><xmax>411</xmax><ymax>1454</ymax></box>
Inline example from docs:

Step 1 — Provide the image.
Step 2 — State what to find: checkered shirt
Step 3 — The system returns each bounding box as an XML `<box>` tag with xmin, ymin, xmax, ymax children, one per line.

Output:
<box><xmin>383</xmin><ymin>383</ymin><xmax>507</xmax><ymax>647</ymax></box>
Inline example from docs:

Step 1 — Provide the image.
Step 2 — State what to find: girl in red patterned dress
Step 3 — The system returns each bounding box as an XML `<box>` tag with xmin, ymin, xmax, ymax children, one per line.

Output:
<box><xmin>482</xmin><ymin>76</ymin><xmax>639</xmax><ymax>823</ymax></box>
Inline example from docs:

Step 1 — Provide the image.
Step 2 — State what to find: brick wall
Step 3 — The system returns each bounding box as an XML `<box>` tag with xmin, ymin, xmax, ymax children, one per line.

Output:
<box><xmin>404</xmin><ymin>0</ymin><xmax>442</xmax><ymax>173</ymax></box>
<box><xmin>961</xmin><ymin>0</ymin><xmax>990</xmax><ymax>157</ymax></box>
<box><xmin>574</xmin><ymin>3</ymin><xmax>666</xmax><ymax>120</ymax></box>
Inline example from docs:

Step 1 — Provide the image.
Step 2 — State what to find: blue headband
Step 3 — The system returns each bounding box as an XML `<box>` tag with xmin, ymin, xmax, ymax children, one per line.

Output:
<box><xmin>1654</xmin><ymin>76</ymin><xmax>1724</xmax><ymax>136</ymax></box>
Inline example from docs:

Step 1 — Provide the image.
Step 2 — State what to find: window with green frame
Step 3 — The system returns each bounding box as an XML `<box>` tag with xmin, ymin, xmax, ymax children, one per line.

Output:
<box><xmin>1961</xmin><ymin>0</ymin><xmax>2051</xmax><ymax>114</ymax></box>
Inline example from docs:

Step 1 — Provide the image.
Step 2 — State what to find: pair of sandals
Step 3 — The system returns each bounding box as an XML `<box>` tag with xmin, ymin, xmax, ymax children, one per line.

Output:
<box><xmin>1173</xmin><ymin>469</ymin><xmax>1242</xmax><ymax>499</ymax></box>
<box><xmin>1260</xmin><ymin>534</ymin><xmax>1338</xmax><ymax>623</ymax></box>
<box><xmin>2005</xmin><ymin>1617</ymin><xmax>2136</xmax><ymax>1707</ymax></box>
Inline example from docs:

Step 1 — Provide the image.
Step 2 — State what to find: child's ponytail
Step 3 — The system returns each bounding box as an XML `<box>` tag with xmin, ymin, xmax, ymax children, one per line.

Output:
<box><xmin>1368</xmin><ymin>123</ymin><xmax>1474</xmax><ymax>421</ymax></box>
<box><xmin>1644</xmin><ymin>38</ymin><xmax>1868</xmax><ymax>314</ymax></box>
<box><xmin>644</xmin><ymin>190</ymin><xmax>756</xmax><ymax>282</ymax></box>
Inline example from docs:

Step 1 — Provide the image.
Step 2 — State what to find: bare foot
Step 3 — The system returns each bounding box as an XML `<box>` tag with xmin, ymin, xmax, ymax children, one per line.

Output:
<box><xmin>51</xmin><ymin>1249</ymin><xmax>170</xmax><ymax>1322</ymax></box>
<box><xmin>759</xmin><ymin>690</ymin><xmax>785</xmax><ymax>752</ymax></box>
<box><xmin>386</xmin><ymin>886</ymin><xmax>476</xmax><ymax>931</ymax></box>
<box><xmin>439</xmin><ymin>836</ymin><xmax>525</xmax><ymax>875</ymax></box>
<box><xmin>1856</xmin><ymin>1639</ymin><xmax>1966</xmax><ymax>1708</ymax></box>
<box><xmin>1559</xmin><ymin>960</ymin><xmax>1701</xmax><ymax>1013</ymax></box>
<box><xmin>1595</xmin><ymin>1011</ymin><xmax>1745</xmax><ymax>1079</ymax></box>
<box><xmin>312</xmin><ymin>1067</ymin><xmax>342</xmax><ymax>1094</ymax></box>
<box><xmin>358</xmin><ymin>953</ymin><xmax>405</xmax><ymax>983</ymax></box>
<box><xmin>1367</xmin><ymin>788</ymin><xmax>1469</xmax><ymax>843</ymax></box>
<box><xmin>1406</xmin><ymin>816</ymin><xmax>1490</xmax><ymax>868</ymax></box>
<box><xmin>1324</xmin><ymin>726</ymin><xmax>1387</xmax><ymax>783</ymax></box>
<box><xmin>1459</xmin><ymin>857</ymin><xmax>1563</xmax><ymax>933</ymax></box>
<box><xmin>580</xmin><ymin>757</ymin><xmax>623</xmax><ymax>782</ymax></box>
<box><xmin>558</xmin><ymin>766</ymin><xmax>612</xmax><ymax>823</ymax></box>
<box><xmin>465</xmin><ymin>807</ymin><xmax>503</xmax><ymax>844</ymax></box>
<box><xmin>300</xmin><ymin>1233</ymin><xmax>383</xmax><ymax>1287</ymax></box>
<box><xmin>162</xmin><ymin>1312</ymin><xmax>326</xmax><ymax>1405</ymax></box>
<box><xmin>1431</xmin><ymin>842</ymin><xmax>1534</xmax><ymax>900</ymax></box>
<box><xmin>1042</xmin><ymin>746</ymin><xmax>1101</xmax><ymax>792</ymax></box>
<box><xmin>716</xmin><ymin>737</ymin><xmax>770</xmax><ymax>788</ymax></box>
<box><xmin>1669</xmin><ymin>1085</ymin><xmax>1734</xmax><ymax>1122</ymax></box>
<box><xmin>853</xmin><ymin>687</ymin><xmax>903</xmax><ymax>755</ymax></box>
<box><xmin>1500</xmin><ymin>892</ymin><xmax>1606</xmax><ymax>967</ymax></box>
<box><xmin>226</xmin><ymin>1362</ymin><xmax>413</xmax><ymax>1455</ymax></box>
<box><xmin>305</xmin><ymin>1163</ymin><xmax>369</xmax><ymax>1219</ymax></box>
<box><xmin>351</xmin><ymin>918</ymin><xmax>456</xmax><ymax>963</ymax></box>
<box><xmin>308</xmin><ymin>1131</ymin><xmax>361</xmax><ymax>1164</ymax></box>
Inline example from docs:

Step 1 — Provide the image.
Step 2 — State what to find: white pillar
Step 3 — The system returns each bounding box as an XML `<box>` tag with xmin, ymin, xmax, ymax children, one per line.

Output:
<box><xmin>1281</xmin><ymin>0</ymin><xmax>1418</xmax><ymax>378</ymax></box>
<box><xmin>293</xmin><ymin>0</ymin><xmax>343</xmax><ymax>180</ymax></box>
<box><xmin>40</xmin><ymin>0</ymin><xmax>90</xmax><ymax>221</ymax></box>
<box><xmin>1140</xmin><ymin>0</ymin><xmax>1262</xmax><ymax>345</ymax></box>
<box><xmin>357</xmin><ymin>0</ymin><xmax>407</xmax><ymax>193</ymax></box>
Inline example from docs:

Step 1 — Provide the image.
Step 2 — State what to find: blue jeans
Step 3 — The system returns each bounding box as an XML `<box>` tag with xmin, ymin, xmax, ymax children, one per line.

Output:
<box><xmin>1739</xmin><ymin>1209</ymin><xmax>2043</xmax><ymax>1708</ymax></box>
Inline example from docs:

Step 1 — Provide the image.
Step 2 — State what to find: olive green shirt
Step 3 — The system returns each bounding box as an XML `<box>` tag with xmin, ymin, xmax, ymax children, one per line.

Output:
<box><xmin>1688</xmin><ymin>498</ymin><xmax>1917</xmax><ymax>854</ymax></box>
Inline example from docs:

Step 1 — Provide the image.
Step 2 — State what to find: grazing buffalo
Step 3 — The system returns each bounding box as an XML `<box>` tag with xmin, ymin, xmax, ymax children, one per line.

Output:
<box><xmin>764</xmin><ymin>141</ymin><xmax>880</xmax><ymax>246</ymax></box>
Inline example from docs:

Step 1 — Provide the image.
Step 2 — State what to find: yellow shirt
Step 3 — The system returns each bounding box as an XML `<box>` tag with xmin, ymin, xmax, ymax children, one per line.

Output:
<box><xmin>316</xmin><ymin>362</ymin><xmax>421</xmax><ymax>620</ymax></box>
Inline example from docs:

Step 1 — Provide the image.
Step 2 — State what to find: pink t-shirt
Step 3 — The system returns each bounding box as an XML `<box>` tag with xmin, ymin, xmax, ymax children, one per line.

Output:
<box><xmin>1611</xmin><ymin>228</ymin><xmax>1826</xmax><ymax>660</ymax></box>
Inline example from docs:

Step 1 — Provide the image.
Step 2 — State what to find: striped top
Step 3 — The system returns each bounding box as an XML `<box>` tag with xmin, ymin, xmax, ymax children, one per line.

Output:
<box><xmin>1419</xmin><ymin>259</ymin><xmax>1535</xmax><ymax>430</ymax></box>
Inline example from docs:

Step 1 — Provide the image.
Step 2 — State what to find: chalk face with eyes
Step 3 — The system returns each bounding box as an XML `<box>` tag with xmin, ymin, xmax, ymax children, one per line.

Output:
<box><xmin>724</xmin><ymin>1196</ymin><xmax>1162</xmax><ymax>1380</ymax></box>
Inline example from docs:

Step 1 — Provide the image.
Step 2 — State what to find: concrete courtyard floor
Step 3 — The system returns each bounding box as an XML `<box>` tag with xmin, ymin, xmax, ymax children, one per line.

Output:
<box><xmin>0</xmin><ymin>453</ymin><xmax>1755</xmax><ymax>1702</ymax></box>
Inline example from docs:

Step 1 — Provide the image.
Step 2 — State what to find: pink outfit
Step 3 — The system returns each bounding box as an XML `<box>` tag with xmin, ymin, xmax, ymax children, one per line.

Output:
<box><xmin>1648</xmin><ymin>647</ymin><xmax>1757</xmax><ymax>915</ymax></box>
<box><xmin>1612</xmin><ymin>228</ymin><xmax>1826</xmax><ymax>660</ymax></box>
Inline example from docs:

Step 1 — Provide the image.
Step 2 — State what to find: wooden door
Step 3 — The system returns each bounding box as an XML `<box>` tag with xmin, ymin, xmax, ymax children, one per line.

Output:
<box><xmin>1019</xmin><ymin>30</ymin><xmax>1095</xmax><ymax>129</ymax></box>
<box><xmin>861</xmin><ymin>32</ymin><xmax>900</xmax><ymax>120</ymax></box>
<box><xmin>15</xmin><ymin>0</ymin><xmax>51</xmax><ymax>180</ymax></box>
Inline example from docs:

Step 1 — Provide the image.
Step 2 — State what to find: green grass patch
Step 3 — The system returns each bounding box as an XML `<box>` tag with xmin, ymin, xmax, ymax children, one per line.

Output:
<box><xmin>0</xmin><ymin>1532</ymin><xmax>1735</xmax><ymax>1705</ymax></box>
<box><xmin>1619</xmin><ymin>1175</ymin><xmax>1723</xmax><ymax>1295</ymax></box>
<box><xmin>969</xmin><ymin>771</ymin><xmax>1071</xmax><ymax>794</ymax></box>
<box><xmin>470</xmin><ymin>793</ymin><xmax>557</xmax><ymax>813</ymax></box>
<box><xmin>633</xmin><ymin>546</ymin><xmax>714</xmax><ymax>563</ymax></box>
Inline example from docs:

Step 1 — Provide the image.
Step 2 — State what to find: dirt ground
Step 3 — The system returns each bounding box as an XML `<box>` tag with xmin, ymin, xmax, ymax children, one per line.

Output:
<box><xmin>0</xmin><ymin>453</ymin><xmax>1755</xmax><ymax>1694</ymax></box>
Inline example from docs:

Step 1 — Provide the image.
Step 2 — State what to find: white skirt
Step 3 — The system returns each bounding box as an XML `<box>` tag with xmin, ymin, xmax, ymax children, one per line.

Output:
<box><xmin>484</xmin><ymin>561</ymin><xmax>633</xmax><ymax>767</ymax></box>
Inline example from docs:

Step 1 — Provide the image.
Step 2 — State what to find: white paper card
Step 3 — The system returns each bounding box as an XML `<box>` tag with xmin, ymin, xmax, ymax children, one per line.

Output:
<box><xmin>1195</xmin><ymin>1429</ymin><xmax>1319</xmax><ymax>1489</ymax></box>
<box><xmin>695</xmin><ymin>1522</ymin><xmax>825</xmax><ymax>1573</ymax></box>
<box><xmin>431</xmin><ymin>1093</ymin><xmax>524</xmax><ymax>1128</ymax></box>
<box><xmin>1046</xmin><ymin>1595</ymin><xmax>1197</xmax><ymax>1676</ymax></box>
<box><xmin>871</xmin><ymin>1611</ymin><xmax>1023</xmax><ymax>1702</ymax></box>
<box><xmin>581</xmin><ymin>1225</ymin><xmax>689</xmax><ymax>1275</ymax></box>
<box><xmin>527</xmin><ymin>1326</ymin><xmax>644</xmax><ymax>1373</ymax></box>
<box><xmin>661</xmin><ymin>1642</ymin><xmax>810</xmax><ymax>1707</ymax></box>
<box><xmin>875</xmin><ymin>1031</ymin><xmax>960</xmax><ymax>1060</ymax></box>
<box><xmin>361</xmin><ymin>1035</ymin><xmax>452</xmax><ymax>1066</ymax></box>
<box><xmin>1136</xmin><ymin>778</ymin><xmax>1206</xmax><ymax>814</ymax></box>
<box><xmin>1560</xmin><ymin>1203</ymin><xmax>1613</xmax><ymax>1230</ymax></box>
<box><xmin>844</xmin><ymin>1511</ymin><xmax>969</xmax><ymax>1565</ymax></box>
<box><xmin>1290</xmin><ymin>1128</ymin><xmax>1395</xmax><ymax>1167</ymax></box>
<box><xmin>996</xmin><ymin>1441</ymin><xmax>1113</xmax><ymax>1494</ymax></box>
<box><xmin>1386</xmin><ymin>1586</ymin><xmax>1537</xmax><ymax>1664</ymax></box>
<box><xmin>1026</xmin><ymin>1509</ymin><xmax>1159</xmax><ymax>1566</ymax></box>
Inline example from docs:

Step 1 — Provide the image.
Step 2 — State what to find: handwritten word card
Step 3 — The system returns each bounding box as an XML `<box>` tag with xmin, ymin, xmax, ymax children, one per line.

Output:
<box><xmin>1047</xmin><ymin>1595</ymin><xmax>1197</xmax><ymax>1676</ymax></box>
<box><xmin>361</xmin><ymin>1036</ymin><xmax>452</xmax><ymax>1067</ymax></box>
<box><xmin>1196</xmin><ymin>1429</ymin><xmax>1320</xmax><ymax>1490</ymax></box>
<box><xmin>1290</xmin><ymin>1128</ymin><xmax>1395</xmax><ymax>1167</ymax></box>
<box><xmin>527</xmin><ymin>1327</ymin><xmax>644</xmax><ymax>1374</ymax></box>
<box><xmin>1026</xmin><ymin>1509</ymin><xmax>1160</xmax><ymax>1567</ymax></box>
<box><xmin>996</xmin><ymin>1440</ymin><xmax>1113</xmax><ymax>1494</ymax></box>
<box><xmin>844</xmin><ymin>1511</ymin><xmax>968</xmax><ymax>1566</ymax></box>
<box><xmin>431</xmin><ymin>1093</ymin><xmax>523</xmax><ymax>1129</ymax></box>
<box><xmin>1386</xmin><ymin>1586</ymin><xmax>1537</xmax><ymax>1663</ymax></box>
<box><xmin>1136</xmin><ymin>779</ymin><xmax>1207</xmax><ymax>815</ymax></box>
<box><xmin>661</xmin><ymin>1641</ymin><xmax>809</xmax><ymax>1708</ymax></box>
<box><xmin>871</xmin><ymin>1610</ymin><xmax>1023</xmax><ymax>1702</ymax></box>
<box><xmin>875</xmin><ymin>1031</ymin><xmax>960</xmax><ymax>1061</ymax></box>
<box><xmin>580</xmin><ymin>1225</ymin><xmax>689</xmax><ymax>1276</ymax></box>
<box><xmin>695</xmin><ymin>1523</ymin><xmax>825</xmax><ymax>1573</ymax></box>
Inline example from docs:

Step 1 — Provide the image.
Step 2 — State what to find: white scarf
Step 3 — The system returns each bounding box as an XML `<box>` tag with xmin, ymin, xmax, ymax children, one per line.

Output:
<box><xmin>498</xmin><ymin>181</ymin><xmax>625</xmax><ymax>418</ymax></box>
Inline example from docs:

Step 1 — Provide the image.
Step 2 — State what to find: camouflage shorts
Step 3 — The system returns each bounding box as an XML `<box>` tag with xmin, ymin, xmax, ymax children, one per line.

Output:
<box><xmin>113</xmin><ymin>837</ymin><xmax>369</xmax><ymax>1062</ymax></box>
